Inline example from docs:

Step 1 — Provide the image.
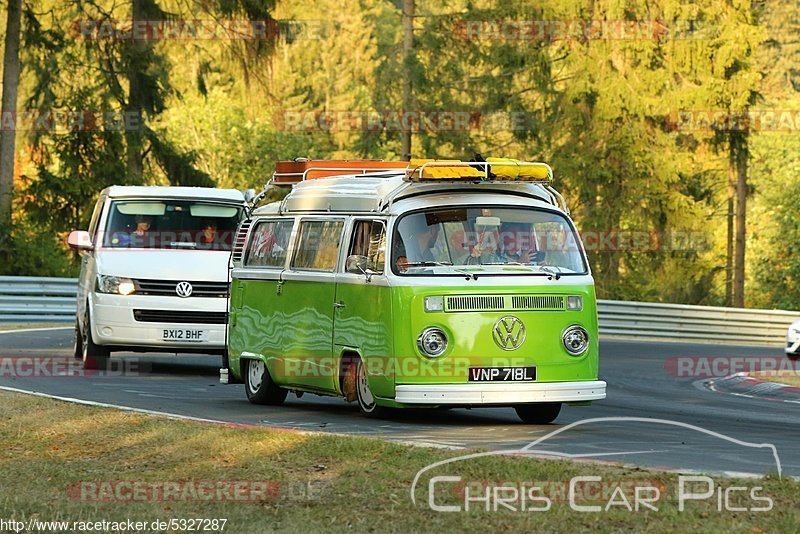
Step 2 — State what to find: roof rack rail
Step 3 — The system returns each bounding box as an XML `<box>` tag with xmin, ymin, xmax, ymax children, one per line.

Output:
<box><xmin>271</xmin><ymin>160</ymin><xmax>408</xmax><ymax>184</ymax></box>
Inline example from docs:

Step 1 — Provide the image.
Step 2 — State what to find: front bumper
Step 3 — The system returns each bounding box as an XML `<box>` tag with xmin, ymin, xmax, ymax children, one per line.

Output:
<box><xmin>91</xmin><ymin>294</ymin><xmax>226</xmax><ymax>350</ymax></box>
<box><xmin>394</xmin><ymin>380</ymin><xmax>606</xmax><ymax>405</ymax></box>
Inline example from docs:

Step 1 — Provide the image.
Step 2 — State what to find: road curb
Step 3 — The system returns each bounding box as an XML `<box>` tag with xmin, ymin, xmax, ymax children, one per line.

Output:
<box><xmin>705</xmin><ymin>372</ymin><xmax>800</xmax><ymax>404</ymax></box>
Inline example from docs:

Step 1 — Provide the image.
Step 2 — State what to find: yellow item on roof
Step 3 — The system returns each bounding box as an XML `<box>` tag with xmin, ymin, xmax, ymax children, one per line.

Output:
<box><xmin>486</xmin><ymin>157</ymin><xmax>552</xmax><ymax>181</ymax></box>
<box><xmin>406</xmin><ymin>158</ymin><xmax>552</xmax><ymax>182</ymax></box>
<box><xmin>408</xmin><ymin>159</ymin><xmax>484</xmax><ymax>179</ymax></box>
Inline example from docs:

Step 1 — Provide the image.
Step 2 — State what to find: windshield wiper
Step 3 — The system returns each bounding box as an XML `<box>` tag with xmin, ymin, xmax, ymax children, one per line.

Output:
<box><xmin>401</xmin><ymin>261</ymin><xmax>453</xmax><ymax>267</ymax></box>
<box><xmin>473</xmin><ymin>261</ymin><xmax>563</xmax><ymax>280</ymax></box>
<box><xmin>540</xmin><ymin>265</ymin><xmax>562</xmax><ymax>280</ymax></box>
<box><xmin>403</xmin><ymin>261</ymin><xmax>477</xmax><ymax>280</ymax></box>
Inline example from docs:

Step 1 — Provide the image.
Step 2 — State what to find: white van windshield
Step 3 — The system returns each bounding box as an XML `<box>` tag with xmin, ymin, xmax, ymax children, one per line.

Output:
<box><xmin>102</xmin><ymin>200</ymin><xmax>242</xmax><ymax>250</ymax></box>
<box><xmin>391</xmin><ymin>207</ymin><xmax>588</xmax><ymax>276</ymax></box>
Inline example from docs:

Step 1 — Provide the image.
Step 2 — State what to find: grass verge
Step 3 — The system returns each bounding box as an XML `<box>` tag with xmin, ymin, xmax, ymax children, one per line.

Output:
<box><xmin>0</xmin><ymin>390</ymin><xmax>797</xmax><ymax>533</ymax></box>
<box><xmin>750</xmin><ymin>370</ymin><xmax>800</xmax><ymax>388</ymax></box>
<box><xmin>0</xmin><ymin>323</ymin><xmax>68</xmax><ymax>332</ymax></box>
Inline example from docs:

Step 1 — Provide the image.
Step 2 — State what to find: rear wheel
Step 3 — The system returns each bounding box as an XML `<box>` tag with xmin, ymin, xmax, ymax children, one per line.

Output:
<box><xmin>245</xmin><ymin>359</ymin><xmax>287</xmax><ymax>405</ymax></box>
<box><xmin>355</xmin><ymin>358</ymin><xmax>389</xmax><ymax>418</ymax></box>
<box><xmin>514</xmin><ymin>403</ymin><xmax>562</xmax><ymax>424</ymax></box>
<box><xmin>81</xmin><ymin>308</ymin><xmax>109</xmax><ymax>370</ymax></box>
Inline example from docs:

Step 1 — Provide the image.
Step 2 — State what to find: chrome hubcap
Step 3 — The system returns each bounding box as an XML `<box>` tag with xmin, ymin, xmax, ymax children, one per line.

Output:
<box><xmin>248</xmin><ymin>360</ymin><xmax>265</xmax><ymax>392</ymax></box>
<box><xmin>357</xmin><ymin>362</ymin><xmax>375</xmax><ymax>410</ymax></box>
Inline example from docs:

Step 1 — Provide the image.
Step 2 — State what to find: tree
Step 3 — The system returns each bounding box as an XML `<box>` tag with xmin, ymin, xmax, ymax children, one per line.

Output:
<box><xmin>0</xmin><ymin>0</ymin><xmax>22</xmax><ymax>226</ymax></box>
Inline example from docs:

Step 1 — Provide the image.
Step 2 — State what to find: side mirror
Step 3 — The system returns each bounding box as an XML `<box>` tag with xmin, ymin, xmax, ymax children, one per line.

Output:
<box><xmin>67</xmin><ymin>230</ymin><xmax>93</xmax><ymax>251</ymax></box>
<box><xmin>346</xmin><ymin>254</ymin><xmax>369</xmax><ymax>275</ymax></box>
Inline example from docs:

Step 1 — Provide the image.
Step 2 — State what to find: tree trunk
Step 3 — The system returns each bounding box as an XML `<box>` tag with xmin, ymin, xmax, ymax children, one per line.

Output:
<box><xmin>400</xmin><ymin>0</ymin><xmax>414</xmax><ymax>161</ymax></box>
<box><xmin>733</xmin><ymin>140</ymin><xmax>748</xmax><ymax>308</ymax></box>
<box><xmin>725</xmin><ymin>139</ymin><xmax>735</xmax><ymax>306</ymax></box>
<box><xmin>0</xmin><ymin>0</ymin><xmax>22</xmax><ymax>225</ymax></box>
<box><xmin>125</xmin><ymin>0</ymin><xmax>146</xmax><ymax>182</ymax></box>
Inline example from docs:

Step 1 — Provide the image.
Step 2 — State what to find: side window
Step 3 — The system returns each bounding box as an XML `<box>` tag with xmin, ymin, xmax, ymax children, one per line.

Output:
<box><xmin>349</xmin><ymin>220</ymin><xmax>386</xmax><ymax>274</ymax></box>
<box><xmin>246</xmin><ymin>219</ymin><xmax>294</xmax><ymax>268</ymax></box>
<box><xmin>292</xmin><ymin>220</ymin><xmax>344</xmax><ymax>272</ymax></box>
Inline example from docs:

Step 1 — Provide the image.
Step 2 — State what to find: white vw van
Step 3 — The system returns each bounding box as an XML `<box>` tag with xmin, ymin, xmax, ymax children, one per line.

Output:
<box><xmin>68</xmin><ymin>186</ymin><xmax>247</xmax><ymax>369</ymax></box>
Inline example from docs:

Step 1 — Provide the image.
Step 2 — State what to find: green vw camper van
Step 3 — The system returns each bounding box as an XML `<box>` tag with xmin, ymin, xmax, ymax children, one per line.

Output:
<box><xmin>224</xmin><ymin>159</ymin><xmax>606</xmax><ymax>423</ymax></box>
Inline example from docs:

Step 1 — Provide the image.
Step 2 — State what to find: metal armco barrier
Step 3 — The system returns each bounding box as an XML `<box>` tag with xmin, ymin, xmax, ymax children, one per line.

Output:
<box><xmin>0</xmin><ymin>276</ymin><xmax>78</xmax><ymax>324</ymax></box>
<box><xmin>597</xmin><ymin>299</ymin><xmax>799</xmax><ymax>346</ymax></box>
<box><xmin>0</xmin><ymin>277</ymin><xmax>797</xmax><ymax>346</ymax></box>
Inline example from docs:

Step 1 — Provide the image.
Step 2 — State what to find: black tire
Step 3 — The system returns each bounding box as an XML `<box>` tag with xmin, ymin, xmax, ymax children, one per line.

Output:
<box><xmin>355</xmin><ymin>358</ymin><xmax>390</xmax><ymax>418</ymax></box>
<box><xmin>514</xmin><ymin>403</ymin><xmax>562</xmax><ymax>424</ymax></box>
<box><xmin>72</xmin><ymin>320</ymin><xmax>83</xmax><ymax>359</ymax></box>
<box><xmin>244</xmin><ymin>359</ymin><xmax>287</xmax><ymax>405</ymax></box>
<box><xmin>82</xmin><ymin>307</ymin><xmax>110</xmax><ymax>370</ymax></box>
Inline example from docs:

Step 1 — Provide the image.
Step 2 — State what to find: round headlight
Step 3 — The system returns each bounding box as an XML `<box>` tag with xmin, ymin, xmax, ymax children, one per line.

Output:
<box><xmin>562</xmin><ymin>325</ymin><xmax>589</xmax><ymax>356</ymax></box>
<box><xmin>417</xmin><ymin>327</ymin><xmax>448</xmax><ymax>358</ymax></box>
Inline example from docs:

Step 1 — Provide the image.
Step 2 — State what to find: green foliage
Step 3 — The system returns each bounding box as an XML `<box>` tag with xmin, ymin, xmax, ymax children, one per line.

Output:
<box><xmin>3</xmin><ymin>0</ymin><xmax>800</xmax><ymax>310</ymax></box>
<box><xmin>0</xmin><ymin>216</ymin><xmax>78</xmax><ymax>277</ymax></box>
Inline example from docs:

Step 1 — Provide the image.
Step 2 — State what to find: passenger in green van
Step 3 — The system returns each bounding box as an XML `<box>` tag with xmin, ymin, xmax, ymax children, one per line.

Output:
<box><xmin>394</xmin><ymin>214</ymin><xmax>444</xmax><ymax>271</ymax></box>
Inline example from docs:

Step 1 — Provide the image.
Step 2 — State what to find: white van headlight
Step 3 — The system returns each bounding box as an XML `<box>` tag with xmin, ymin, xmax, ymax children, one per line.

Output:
<box><xmin>417</xmin><ymin>327</ymin><xmax>448</xmax><ymax>358</ymax></box>
<box><xmin>97</xmin><ymin>275</ymin><xmax>135</xmax><ymax>296</ymax></box>
<box><xmin>562</xmin><ymin>325</ymin><xmax>589</xmax><ymax>355</ymax></box>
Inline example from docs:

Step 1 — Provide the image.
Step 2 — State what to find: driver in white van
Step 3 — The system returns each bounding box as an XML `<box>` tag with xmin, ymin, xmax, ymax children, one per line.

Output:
<box><xmin>110</xmin><ymin>215</ymin><xmax>153</xmax><ymax>247</ymax></box>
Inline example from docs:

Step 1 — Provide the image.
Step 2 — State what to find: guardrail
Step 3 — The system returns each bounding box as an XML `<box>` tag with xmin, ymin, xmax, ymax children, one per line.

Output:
<box><xmin>1</xmin><ymin>277</ymin><xmax>798</xmax><ymax>347</ymax></box>
<box><xmin>0</xmin><ymin>276</ymin><xmax>78</xmax><ymax>324</ymax></box>
<box><xmin>597</xmin><ymin>300</ymin><xmax>799</xmax><ymax>346</ymax></box>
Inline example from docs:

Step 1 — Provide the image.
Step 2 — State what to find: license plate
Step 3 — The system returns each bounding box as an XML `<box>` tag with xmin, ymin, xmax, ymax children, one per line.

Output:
<box><xmin>162</xmin><ymin>329</ymin><xmax>208</xmax><ymax>342</ymax></box>
<box><xmin>468</xmin><ymin>366</ymin><xmax>536</xmax><ymax>382</ymax></box>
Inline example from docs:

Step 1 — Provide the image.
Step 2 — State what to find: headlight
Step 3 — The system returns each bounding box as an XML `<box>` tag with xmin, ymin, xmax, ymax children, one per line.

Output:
<box><xmin>96</xmin><ymin>275</ymin><xmax>135</xmax><ymax>296</ymax></box>
<box><xmin>417</xmin><ymin>327</ymin><xmax>448</xmax><ymax>358</ymax></box>
<box><xmin>562</xmin><ymin>325</ymin><xmax>589</xmax><ymax>355</ymax></box>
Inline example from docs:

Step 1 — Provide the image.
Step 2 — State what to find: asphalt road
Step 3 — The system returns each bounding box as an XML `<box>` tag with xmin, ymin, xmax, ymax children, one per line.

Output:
<box><xmin>1</xmin><ymin>328</ymin><xmax>797</xmax><ymax>477</ymax></box>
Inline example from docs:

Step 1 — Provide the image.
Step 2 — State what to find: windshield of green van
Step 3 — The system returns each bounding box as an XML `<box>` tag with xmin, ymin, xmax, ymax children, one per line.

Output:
<box><xmin>102</xmin><ymin>200</ymin><xmax>242</xmax><ymax>250</ymax></box>
<box><xmin>391</xmin><ymin>207</ymin><xmax>588</xmax><ymax>276</ymax></box>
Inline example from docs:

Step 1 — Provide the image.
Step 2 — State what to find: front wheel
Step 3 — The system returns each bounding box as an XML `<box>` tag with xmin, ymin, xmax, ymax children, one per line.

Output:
<box><xmin>72</xmin><ymin>320</ymin><xmax>83</xmax><ymax>359</ymax></box>
<box><xmin>514</xmin><ymin>403</ymin><xmax>562</xmax><ymax>424</ymax></box>
<box><xmin>82</xmin><ymin>308</ymin><xmax>110</xmax><ymax>370</ymax></box>
<box><xmin>244</xmin><ymin>359</ymin><xmax>287</xmax><ymax>405</ymax></box>
<box><xmin>355</xmin><ymin>358</ymin><xmax>390</xmax><ymax>418</ymax></box>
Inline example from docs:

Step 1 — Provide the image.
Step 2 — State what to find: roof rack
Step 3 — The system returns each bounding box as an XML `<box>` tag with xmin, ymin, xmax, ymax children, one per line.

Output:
<box><xmin>271</xmin><ymin>159</ymin><xmax>407</xmax><ymax>184</ymax></box>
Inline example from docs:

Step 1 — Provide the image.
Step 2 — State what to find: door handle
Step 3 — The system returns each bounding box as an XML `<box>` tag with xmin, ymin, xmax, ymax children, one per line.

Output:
<box><xmin>334</xmin><ymin>301</ymin><xmax>346</xmax><ymax>309</ymax></box>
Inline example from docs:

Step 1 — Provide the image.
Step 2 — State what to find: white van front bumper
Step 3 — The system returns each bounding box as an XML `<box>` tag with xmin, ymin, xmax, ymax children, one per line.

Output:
<box><xmin>90</xmin><ymin>293</ymin><xmax>227</xmax><ymax>351</ymax></box>
<box><xmin>394</xmin><ymin>380</ymin><xmax>607</xmax><ymax>405</ymax></box>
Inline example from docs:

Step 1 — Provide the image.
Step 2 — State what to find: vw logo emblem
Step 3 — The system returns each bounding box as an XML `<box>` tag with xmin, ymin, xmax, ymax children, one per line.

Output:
<box><xmin>175</xmin><ymin>281</ymin><xmax>193</xmax><ymax>298</ymax></box>
<box><xmin>492</xmin><ymin>315</ymin><xmax>526</xmax><ymax>351</ymax></box>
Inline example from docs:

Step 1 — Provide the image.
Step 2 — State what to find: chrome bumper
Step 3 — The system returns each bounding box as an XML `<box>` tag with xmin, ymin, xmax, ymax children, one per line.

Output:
<box><xmin>394</xmin><ymin>380</ymin><xmax>607</xmax><ymax>405</ymax></box>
